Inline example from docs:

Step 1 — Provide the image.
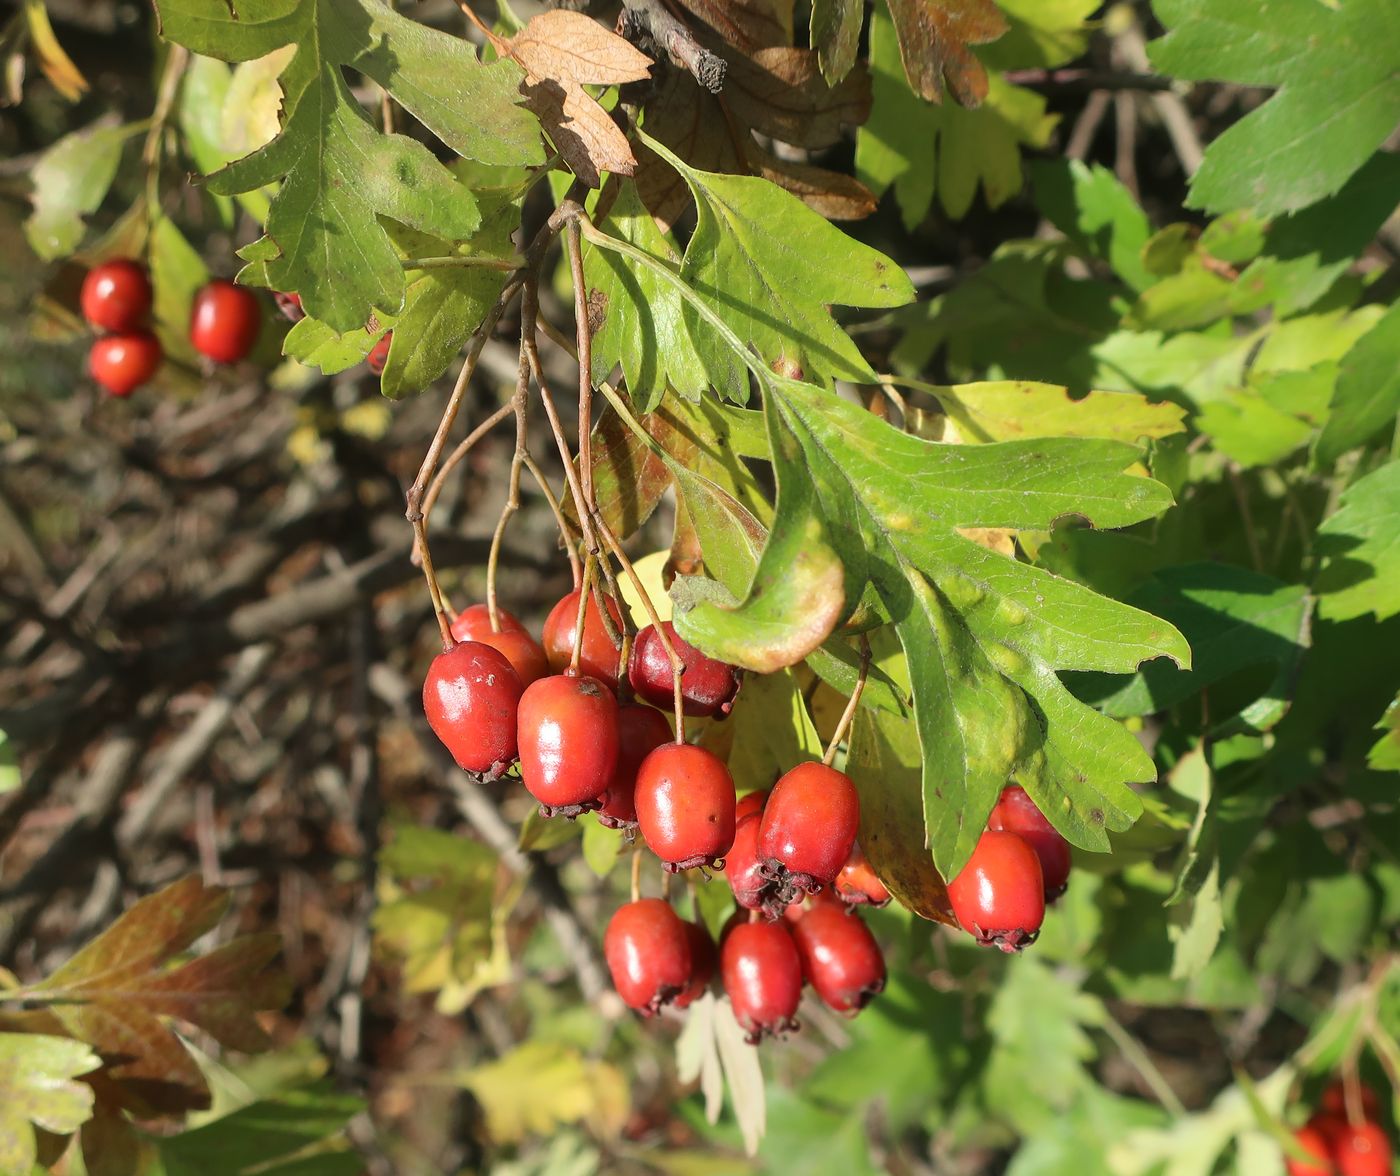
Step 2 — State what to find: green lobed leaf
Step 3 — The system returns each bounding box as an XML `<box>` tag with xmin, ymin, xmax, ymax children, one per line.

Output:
<box><xmin>1313</xmin><ymin>301</ymin><xmax>1400</xmax><ymax>468</ymax></box>
<box><xmin>154</xmin><ymin>0</ymin><xmax>540</xmax><ymax>333</ymax></box>
<box><xmin>760</xmin><ymin>376</ymin><xmax>1187</xmax><ymax>878</ymax></box>
<box><xmin>1148</xmin><ymin>0</ymin><xmax>1400</xmax><ymax>217</ymax></box>
<box><xmin>1065</xmin><ymin>563</ymin><xmax>1312</xmax><ymax>733</ymax></box>
<box><xmin>928</xmin><ymin>379</ymin><xmax>1187</xmax><ymax>445</ymax></box>
<box><xmin>1369</xmin><ymin>693</ymin><xmax>1400</xmax><ymax>772</ymax></box>
<box><xmin>1165</xmin><ymin>746</ymin><xmax>1223</xmax><ymax>980</ymax></box>
<box><xmin>641</xmin><ymin>132</ymin><xmax>915</xmax><ymax>397</ymax></box>
<box><xmin>1031</xmin><ymin>160</ymin><xmax>1154</xmax><ymax>293</ymax></box>
<box><xmin>1314</xmin><ymin>459</ymin><xmax>1400</xmax><ymax>621</ymax></box>
<box><xmin>23</xmin><ymin>121</ymin><xmax>131</xmax><ymax>261</ymax></box>
<box><xmin>0</xmin><ymin>1033</ymin><xmax>99</xmax><ymax>1175</ymax></box>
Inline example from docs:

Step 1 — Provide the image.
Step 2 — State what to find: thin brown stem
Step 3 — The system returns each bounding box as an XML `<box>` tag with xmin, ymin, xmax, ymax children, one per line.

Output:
<box><xmin>823</xmin><ymin>637</ymin><xmax>870</xmax><ymax>766</ymax></box>
<box><xmin>487</xmin><ymin>349</ymin><xmax>531</xmax><ymax>632</ymax></box>
<box><xmin>522</xmin><ymin>451</ymin><xmax>583</xmax><ymax>587</ymax></box>
<box><xmin>417</xmin><ymin>400</ymin><xmax>516</xmax><ymax>556</ymax></box>
<box><xmin>570</xmin><ymin>556</ymin><xmax>596</xmax><ymax>675</ymax></box>
<box><xmin>565</xmin><ymin>220</ymin><xmax>596</xmax><ymax>525</ymax></box>
<box><xmin>630</xmin><ymin>845</ymin><xmax>643</xmax><ymax>903</ymax></box>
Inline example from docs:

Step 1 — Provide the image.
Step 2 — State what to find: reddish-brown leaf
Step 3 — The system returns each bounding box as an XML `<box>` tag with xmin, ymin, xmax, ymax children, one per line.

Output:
<box><xmin>754</xmin><ymin>147</ymin><xmax>878</xmax><ymax>220</ymax></box>
<box><xmin>721</xmin><ymin>46</ymin><xmax>870</xmax><ymax>148</ymax></box>
<box><xmin>569</xmin><ymin>406</ymin><xmax>699</xmax><ymax>539</ymax></box>
<box><xmin>671</xmin><ymin>0</ymin><xmax>794</xmax><ymax>52</ymax></box>
<box><xmin>884</xmin><ymin>0</ymin><xmax>1007</xmax><ymax>106</ymax></box>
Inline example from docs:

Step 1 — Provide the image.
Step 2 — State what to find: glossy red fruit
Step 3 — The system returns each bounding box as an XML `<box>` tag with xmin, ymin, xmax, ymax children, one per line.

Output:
<box><xmin>790</xmin><ymin>902</ymin><xmax>886</xmax><ymax>1014</ymax></box>
<box><xmin>597</xmin><ymin>704</ymin><xmax>673</xmax><ymax>829</ymax></box>
<box><xmin>673</xmin><ymin>920</ymin><xmax>718</xmax><ymax>1010</ymax></box>
<box><xmin>366</xmin><ymin>331</ymin><xmax>391</xmax><ymax>375</ymax></box>
<box><xmin>628</xmin><ymin>621</ymin><xmax>741</xmax><ymax>717</ymax></box>
<box><xmin>635</xmin><ymin>743</ymin><xmax>736</xmax><ymax>872</ymax></box>
<box><xmin>724</xmin><ymin>811</ymin><xmax>772</xmax><ymax>911</ymax></box>
<box><xmin>947</xmin><ymin>830</ymin><xmax>1045</xmax><ymax>952</ymax></box>
<box><xmin>88</xmin><ymin>331</ymin><xmax>162</xmax><ymax>397</ymax></box>
<box><xmin>834</xmin><ymin>843</ymin><xmax>891</xmax><ymax>908</ymax></box>
<box><xmin>757</xmin><ymin>762</ymin><xmax>860</xmax><ymax>903</ymax></box>
<box><xmin>542</xmin><ymin>589</ymin><xmax>625</xmax><ymax>688</ymax></box>
<box><xmin>988</xmin><ymin>785</ymin><xmax>1072</xmax><ymax>900</ymax></box>
<box><xmin>734</xmin><ymin>790</ymin><xmax>768</xmax><ymax>826</ymax></box>
<box><xmin>1286</xmin><ymin>1121</ymin><xmax>1335</xmax><ymax>1176</ymax></box>
<box><xmin>721</xmin><ymin>920</ymin><xmax>803</xmax><ymax>1043</ymax></box>
<box><xmin>449</xmin><ymin>603</ymin><xmax>528</xmax><ymax>644</ymax></box>
<box><xmin>1332</xmin><ymin>1120</ymin><xmax>1392</xmax><ymax>1176</ymax></box>
<box><xmin>476</xmin><ymin>630</ymin><xmax>549</xmax><ymax>688</ymax></box>
<box><xmin>516</xmin><ymin>673</ymin><xmax>619</xmax><ymax>817</ymax></box>
<box><xmin>189</xmin><ymin>279</ymin><xmax>262</xmax><ymax>364</ymax></box>
<box><xmin>422</xmin><ymin>641</ymin><xmax>523</xmax><ymax>777</ymax></box>
<box><xmin>81</xmin><ymin>259</ymin><xmax>152</xmax><ymax>332</ymax></box>
<box><xmin>604</xmin><ymin>899</ymin><xmax>691</xmax><ymax>1016</ymax></box>
<box><xmin>1320</xmin><ymin>1080</ymin><xmax>1381</xmax><ymax>1120</ymax></box>
<box><xmin>273</xmin><ymin>291</ymin><xmax>304</xmax><ymax>322</ymax></box>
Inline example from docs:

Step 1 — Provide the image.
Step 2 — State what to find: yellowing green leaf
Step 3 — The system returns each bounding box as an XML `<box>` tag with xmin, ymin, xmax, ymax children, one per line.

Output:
<box><xmin>929</xmin><ymin>380</ymin><xmax>1187</xmax><ymax>445</ymax></box>
<box><xmin>0</xmin><ymin>1033</ymin><xmax>98</xmax><ymax>1175</ymax></box>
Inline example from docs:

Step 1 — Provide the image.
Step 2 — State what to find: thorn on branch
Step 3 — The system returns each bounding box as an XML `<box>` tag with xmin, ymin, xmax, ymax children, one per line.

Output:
<box><xmin>617</xmin><ymin>0</ymin><xmax>727</xmax><ymax>94</ymax></box>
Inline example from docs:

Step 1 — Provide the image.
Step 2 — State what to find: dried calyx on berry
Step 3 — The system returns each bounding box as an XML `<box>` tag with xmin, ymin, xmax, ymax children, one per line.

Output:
<box><xmin>947</xmin><ymin>830</ymin><xmax>1045</xmax><ymax>952</ymax></box>
<box><xmin>756</xmin><ymin>762</ymin><xmax>860</xmax><ymax>914</ymax></box>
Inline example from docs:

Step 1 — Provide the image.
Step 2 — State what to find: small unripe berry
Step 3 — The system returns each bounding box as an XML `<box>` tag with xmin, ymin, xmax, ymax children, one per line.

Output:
<box><xmin>635</xmin><ymin>743</ymin><xmax>736</xmax><ymax>872</ymax></box>
<box><xmin>947</xmin><ymin>830</ymin><xmax>1045</xmax><ymax>952</ymax></box>
<box><xmin>721</xmin><ymin>920</ymin><xmax>803</xmax><ymax>1044</ymax></box>
<box><xmin>604</xmin><ymin>899</ymin><xmax>691</xmax><ymax>1015</ymax></box>
<box><xmin>517</xmin><ymin>673</ymin><xmax>619</xmax><ymax>817</ymax></box>
<box><xmin>628</xmin><ymin>621</ymin><xmax>741</xmax><ymax>717</ymax></box>
<box><xmin>422</xmin><ymin>641</ymin><xmax>523</xmax><ymax>777</ymax></box>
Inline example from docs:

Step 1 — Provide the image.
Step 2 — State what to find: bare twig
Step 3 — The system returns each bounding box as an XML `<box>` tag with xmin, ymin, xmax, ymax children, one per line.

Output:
<box><xmin>617</xmin><ymin>0</ymin><xmax>727</xmax><ymax>93</ymax></box>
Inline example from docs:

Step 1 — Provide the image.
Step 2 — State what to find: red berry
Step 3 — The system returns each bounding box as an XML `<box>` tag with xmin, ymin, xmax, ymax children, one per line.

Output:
<box><xmin>628</xmin><ymin>621</ymin><xmax>741</xmax><ymax>717</ymax></box>
<box><xmin>274</xmin><ymin>291</ymin><xmax>304</xmax><ymax>322</ymax></box>
<box><xmin>476</xmin><ymin>630</ymin><xmax>549</xmax><ymax>688</ymax></box>
<box><xmin>366</xmin><ymin>331</ymin><xmax>391</xmax><ymax>375</ymax></box>
<box><xmin>988</xmin><ymin>785</ymin><xmax>1072</xmax><ymax>900</ymax></box>
<box><xmin>789</xmin><ymin>902</ymin><xmax>886</xmax><ymax>1015</ymax></box>
<box><xmin>89</xmin><ymin>331</ymin><xmax>162</xmax><ymax>397</ymax></box>
<box><xmin>735</xmin><ymin>790</ymin><xmax>768</xmax><ymax>826</ymax></box>
<box><xmin>604</xmin><ymin>899</ymin><xmax>691</xmax><ymax>1016</ymax></box>
<box><xmin>721</xmin><ymin>920</ymin><xmax>803</xmax><ymax>1043</ymax></box>
<box><xmin>517</xmin><ymin>673</ymin><xmax>619</xmax><ymax>817</ymax></box>
<box><xmin>673</xmin><ymin>919</ymin><xmax>718</xmax><ymax>1010</ymax></box>
<box><xmin>635</xmin><ymin>743</ymin><xmax>736</xmax><ymax>872</ymax></box>
<box><xmin>947</xmin><ymin>830</ymin><xmax>1045</xmax><ymax>952</ymax></box>
<box><xmin>542</xmin><ymin>589</ymin><xmax>625</xmax><ymax>688</ymax></box>
<box><xmin>189</xmin><ymin>279</ymin><xmax>262</xmax><ymax>364</ymax></box>
<box><xmin>81</xmin><ymin>259</ymin><xmax>152</xmax><ymax>333</ymax></box>
<box><xmin>724</xmin><ymin>811</ymin><xmax>772</xmax><ymax>911</ymax></box>
<box><xmin>1321</xmin><ymin>1081</ymin><xmax>1381</xmax><ymax>1121</ymax></box>
<box><xmin>597</xmin><ymin>704</ymin><xmax>673</xmax><ymax>829</ymax></box>
<box><xmin>834</xmin><ymin>843</ymin><xmax>891</xmax><ymax>908</ymax></box>
<box><xmin>757</xmin><ymin>762</ymin><xmax>860</xmax><ymax>902</ymax></box>
<box><xmin>1332</xmin><ymin>1120</ymin><xmax>1392</xmax><ymax>1176</ymax></box>
<box><xmin>449</xmin><ymin>603</ymin><xmax>528</xmax><ymax>644</ymax></box>
<box><xmin>422</xmin><ymin>641</ymin><xmax>523</xmax><ymax>777</ymax></box>
<box><xmin>1286</xmin><ymin>1121</ymin><xmax>1335</xmax><ymax>1176</ymax></box>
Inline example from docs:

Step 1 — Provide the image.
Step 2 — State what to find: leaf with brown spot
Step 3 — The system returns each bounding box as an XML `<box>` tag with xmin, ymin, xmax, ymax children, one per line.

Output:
<box><xmin>508</xmin><ymin>11</ymin><xmax>652</xmax><ymax>187</ymax></box>
<box><xmin>884</xmin><ymin>0</ymin><xmax>1008</xmax><ymax>106</ymax></box>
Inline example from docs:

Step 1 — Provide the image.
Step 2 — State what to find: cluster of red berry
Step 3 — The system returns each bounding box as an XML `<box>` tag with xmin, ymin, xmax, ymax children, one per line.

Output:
<box><xmin>421</xmin><ymin>583</ymin><xmax>1080</xmax><ymax>1043</ymax></box>
<box><xmin>274</xmin><ymin>292</ymin><xmax>392</xmax><ymax>375</ymax></box>
<box><xmin>81</xmin><ymin>259</ymin><xmax>262</xmax><ymax>395</ymax></box>
<box><xmin>1289</xmin><ymin>1082</ymin><xmax>1393</xmax><ymax>1176</ymax></box>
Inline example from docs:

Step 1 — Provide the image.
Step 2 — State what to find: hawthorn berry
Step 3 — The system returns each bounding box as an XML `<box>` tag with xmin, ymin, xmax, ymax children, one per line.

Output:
<box><xmin>724</xmin><ymin>809</ymin><xmax>771</xmax><ymax>911</ymax></box>
<box><xmin>628</xmin><ymin>621</ymin><xmax>741</xmax><ymax>717</ymax></box>
<box><xmin>449</xmin><ymin>603</ymin><xmax>528</xmax><ymax>644</ymax></box>
<box><xmin>273</xmin><ymin>291</ymin><xmax>305</xmax><ymax>322</ymax></box>
<box><xmin>481</xmin><ymin>631</ymin><xmax>549</xmax><ymax>687</ymax></box>
<box><xmin>1331</xmin><ymin>1120</ymin><xmax>1392</xmax><ymax>1176</ymax></box>
<box><xmin>604</xmin><ymin>899</ymin><xmax>691</xmax><ymax>1016</ymax></box>
<box><xmin>81</xmin><ymin>259</ymin><xmax>152</xmax><ymax>333</ymax></box>
<box><xmin>673</xmin><ymin>919</ymin><xmax>718</xmax><ymax>1010</ymax></box>
<box><xmin>516</xmin><ymin>673</ymin><xmax>619</xmax><ymax>817</ymax></box>
<box><xmin>542</xmin><ymin>589</ymin><xmax>625</xmax><ymax>687</ymax></box>
<box><xmin>789</xmin><ymin>901</ymin><xmax>886</xmax><ymax>1014</ymax></box>
<box><xmin>721</xmin><ymin>920</ymin><xmax>803</xmax><ymax>1043</ymax></box>
<box><xmin>757</xmin><ymin>762</ymin><xmax>860</xmax><ymax>902</ymax></box>
<box><xmin>635</xmin><ymin>743</ymin><xmax>736</xmax><ymax>872</ymax></box>
<box><xmin>422</xmin><ymin>641</ymin><xmax>523</xmax><ymax>777</ymax></box>
<box><xmin>988</xmin><ymin>785</ymin><xmax>1072</xmax><ymax>900</ymax></box>
<box><xmin>734</xmin><ymin>790</ymin><xmax>768</xmax><ymax>826</ymax></box>
<box><xmin>1320</xmin><ymin>1081</ymin><xmax>1381</xmax><ymax>1120</ymax></box>
<box><xmin>367</xmin><ymin>331</ymin><xmax>392</xmax><ymax>376</ymax></box>
<box><xmin>1286</xmin><ymin>1121</ymin><xmax>1335</xmax><ymax>1176</ymax></box>
<box><xmin>189</xmin><ymin>279</ymin><xmax>261</xmax><ymax>364</ymax></box>
<box><xmin>89</xmin><ymin>331</ymin><xmax>162</xmax><ymax>397</ymax></box>
<box><xmin>834</xmin><ymin>843</ymin><xmax>891</xmax><ymax>908</ymax></box>
<box><xmin>947</xmin><ymin>829</ymin><xmax>1045</xmax><ymax>952</ymax></box>
<box><xmin>597</xmin><ymin>704</ymin><xmax>673</xmax><ymax>829</ymax></box>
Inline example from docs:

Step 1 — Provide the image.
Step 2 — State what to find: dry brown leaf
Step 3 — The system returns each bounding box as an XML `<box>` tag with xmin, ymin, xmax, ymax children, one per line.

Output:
<box><xmin>519</xmin><ymin>78</ymin><xmax>638</xmax><ymax>188</ymax></box>
<box><xmin>754</xmin><ymin>147</ymin><xmax>876</xmax><ymax>220</ymax></box>
<box><xmin>671</xmin><ymin>0</ymin><xmax>794</xmax><ymax>52</ymax></box>
<box><xmin>883</xmin><ymin>0</ymin><xmax>1007</xmax><ymax>106</ymax></box>
<box><xmin>723</xmin><ymin>45</ymin><xmax>870</xmax><ymax>148</ymax></box>
<box><xmin>510</xmin><ymin>10</ymin><xmax>652</xmax><ymax>87</ymax></box>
